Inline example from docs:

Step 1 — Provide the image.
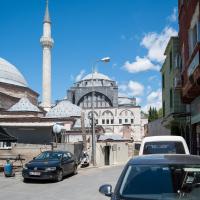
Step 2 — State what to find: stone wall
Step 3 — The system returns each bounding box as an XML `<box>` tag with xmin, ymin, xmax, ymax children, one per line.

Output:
<box><xmin>0</xmin><ymin>143</ymin><xmax>51</xmax><ymax>167</ymax></box>
<box><xmin>96</xmin><ymin>141</ymin><xmax>131</xmax><ymax>166</ymax></box>
<box><xmin>0</xmin><ymin>142</ymin><xmax>83</xmax><ymax>168</ymax></box>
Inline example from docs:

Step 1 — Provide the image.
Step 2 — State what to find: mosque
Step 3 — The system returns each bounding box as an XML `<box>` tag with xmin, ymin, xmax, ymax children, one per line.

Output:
<box><xmin>67</xmin><ymin>71</ymin><xmax>147</xmax><ymax>141</ymax></box>
<box><xmin>0</xmin><ymin>1</ymin><xmax>147</xmax><ymax>150</ymax></box>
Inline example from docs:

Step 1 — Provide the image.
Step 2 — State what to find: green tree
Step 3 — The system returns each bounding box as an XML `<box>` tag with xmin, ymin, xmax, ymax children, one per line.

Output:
<box><xmin>148</xmin><ymin>107</ymin><xmax>159</xmax><ymax>122</ymax></box>
<box><xmin>158</xmin><ymin>108</ymin><xmax>163</xmax><ymax>118</ymax></box>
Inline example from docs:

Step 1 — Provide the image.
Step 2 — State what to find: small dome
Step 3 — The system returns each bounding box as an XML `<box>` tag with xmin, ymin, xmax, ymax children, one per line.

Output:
<box><xmin>118</xmin><ymin>97</ymin><xmax>136</xmax><ymax>106</ymax></box>
<box><xmin>8</xmin><ymin>97</ymin><xmax>40</xmax><ymax>112</ymax></box>
<box><xmin>46</xmin><ymin>100</ymin><xmax>82</xmax><ymax>118</ymax></box>
<box><xmin>81</xmin><ymin>71</ymin><xmax>111</xmax><ymax>81</ymax></box>
<box><xmin>0</xmin><ymin>58</ymin><xmax>28</xmax><ymax>87</ymax></box>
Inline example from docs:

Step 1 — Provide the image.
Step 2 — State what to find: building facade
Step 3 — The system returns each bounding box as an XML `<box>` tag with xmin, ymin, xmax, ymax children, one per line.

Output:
<box><xmin>67</xmin><ymin>71</ymin><xmax>147</xmax><ymax>142</ymax></box>
<box><xmin>161</xmin><ymin>37</ymin><xmax>187</xmax><ymax>143</ymax></box>
<box><xmin>179</xmin><ymin>0</ymin><xmax>200</xmax><ymax>154</ymax></box>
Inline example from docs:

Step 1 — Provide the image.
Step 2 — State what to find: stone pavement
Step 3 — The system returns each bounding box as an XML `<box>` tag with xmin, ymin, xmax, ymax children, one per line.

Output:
<box><xmin>0</xmin><ymin>164</ymin><xmax>124</xmax><ymax>200</ymax></box>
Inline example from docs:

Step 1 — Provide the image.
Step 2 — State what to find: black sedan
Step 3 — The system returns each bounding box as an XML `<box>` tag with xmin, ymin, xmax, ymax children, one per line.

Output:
<box><xmin>22</xmin><ymin>150</ymin><xmax>78</xmax><ymax>182</ymax></box>
<box><xmin>99</xmin><ymin>154</ymin><xmax>200</xmax><ymax>200</ymax></box>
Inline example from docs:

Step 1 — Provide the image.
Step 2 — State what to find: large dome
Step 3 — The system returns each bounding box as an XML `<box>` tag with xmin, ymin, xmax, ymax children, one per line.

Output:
<box><xmin>81</xmin><ymin>71</ymin><xmax>111</xmax><ymax>81</ymax></box>
<box><xmin>0</xmin><ymin>57</ymin><xmax>28</xmax><ymax>87</ymax></box>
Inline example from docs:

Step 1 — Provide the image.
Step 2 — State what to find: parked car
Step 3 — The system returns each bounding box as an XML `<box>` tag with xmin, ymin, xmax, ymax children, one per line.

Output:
<box><xmin>139</xmin><ymin>136</ymin><xmax>190</xmax><ymax>155</ymax></box>
<box><xmin>22</xmin><ymin>150</ymin><xmax>78</xmax><ymax>182</ymax></box>
<box><xmin>99</xmin><ymin>154</ymin><xmax>200</xmax><ymax>200</ymax></box>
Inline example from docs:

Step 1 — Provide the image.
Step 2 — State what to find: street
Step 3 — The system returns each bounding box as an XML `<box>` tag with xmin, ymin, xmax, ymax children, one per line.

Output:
<box><xmin>0</xmin><ymin>165</ymin><xmax>124</xmax><ymax>200</ymax></box>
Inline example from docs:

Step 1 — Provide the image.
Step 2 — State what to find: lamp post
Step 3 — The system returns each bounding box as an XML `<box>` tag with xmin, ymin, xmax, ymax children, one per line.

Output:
<box><xmin>91</xmin><ymin>57</ymin><xmax>110</xmax><ymax>166</ymax></box>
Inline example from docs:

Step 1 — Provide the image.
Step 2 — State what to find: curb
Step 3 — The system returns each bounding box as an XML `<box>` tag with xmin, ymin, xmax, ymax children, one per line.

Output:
<box><xmin>78</xmin><ymin>164</ymin><xmax>124</xmax><ymax>171</ymax></box>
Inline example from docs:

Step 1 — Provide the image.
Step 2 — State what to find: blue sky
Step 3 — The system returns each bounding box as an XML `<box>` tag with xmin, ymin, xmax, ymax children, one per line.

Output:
<box><xmin>0</xmin><ymin>0</ymin><xmax>178</xmax><ymax>112</ymax></box>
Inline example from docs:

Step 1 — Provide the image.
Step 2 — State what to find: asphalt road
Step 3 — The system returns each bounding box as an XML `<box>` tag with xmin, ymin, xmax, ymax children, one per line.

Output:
<box><xmin>0</xmin><ymin>165</ymin><xmax>124</xmax><ymax>200</ymax></box>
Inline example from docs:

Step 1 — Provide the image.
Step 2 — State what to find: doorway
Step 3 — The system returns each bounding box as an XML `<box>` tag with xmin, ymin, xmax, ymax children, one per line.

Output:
<box><xmin>104</xmin><ymin>146</ymin><xmax>110</xmax><ymax>165</ymax></box>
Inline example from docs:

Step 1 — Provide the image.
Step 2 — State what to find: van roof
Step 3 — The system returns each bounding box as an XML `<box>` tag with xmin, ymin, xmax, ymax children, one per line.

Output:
<box><xmin>142</xmin><ymin>136</ymin><xmax>186</xmax><ymax>142</ymax></box>
<box><xmin>129</xmin><ymin>154</ymin><xmax>200</xmax><ymax>165</ymax></box>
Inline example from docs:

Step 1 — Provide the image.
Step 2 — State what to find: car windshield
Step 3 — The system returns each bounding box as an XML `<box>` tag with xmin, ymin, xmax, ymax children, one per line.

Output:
<box><xmin>35</xmin><ymin>152</ymin><xmax>63</xmax><ymax>160</ymax></box>
<box><xmin>119</xmin><ymin>164</ymin><xmax>200</xmax><ymax>200</ymax></box>
<box><xmin>143</xmin><ymin>141</ymin><xmax>185</xmax><ymax>154</ymax></box>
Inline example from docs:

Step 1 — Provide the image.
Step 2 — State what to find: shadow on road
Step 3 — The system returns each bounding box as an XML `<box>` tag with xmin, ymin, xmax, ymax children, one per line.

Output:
<box><xmin>23</xmin><ymin>173</ymin><xmax>76</xmax><ymax>184</ymax></box>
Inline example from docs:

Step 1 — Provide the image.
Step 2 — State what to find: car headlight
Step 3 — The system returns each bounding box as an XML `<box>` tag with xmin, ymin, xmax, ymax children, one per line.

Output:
<box><xmin>23</xmin><ymin>165</ymin><xmax>28</xmax><ymax>170</ymax></box>
<box><xmin>45</xmin><ymin>167</ymin><xmax>57</xmax><ymax>172</ymax></box>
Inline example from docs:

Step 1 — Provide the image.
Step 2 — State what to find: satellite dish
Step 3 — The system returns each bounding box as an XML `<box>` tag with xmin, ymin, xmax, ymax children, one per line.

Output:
<box><xmin>53</xmin><ymin>124</ymin><xmax>62</xmax><ymax>134</ymax></box>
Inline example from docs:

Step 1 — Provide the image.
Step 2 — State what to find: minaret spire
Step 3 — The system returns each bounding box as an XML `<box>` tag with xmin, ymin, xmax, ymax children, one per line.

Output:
<box><xmin>40</xmin><ymin>0</ymin><xmax>54</xmax><ymax>111</ymax></box>
<box><xmin>44</xmin><ymin>0</ymin><xmax>51</xmax><ymax>23</ymax></box>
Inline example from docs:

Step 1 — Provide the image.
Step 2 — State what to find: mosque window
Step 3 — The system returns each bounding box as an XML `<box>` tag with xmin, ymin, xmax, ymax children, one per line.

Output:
<box><xmin>119</xmin><ymin>119</ymin><xmax>122</xmax><ymax>124</ymax></box>
<box><xmin>131</xmin><ymin>119</ymin><xmax>134</xmax><ymax>124</ymax></box>
<box><xmin>125</xmin><ymin>119</ymin><xmax>128</xmax><ymax>123</ymax></box>
<box><xmin>102</xmin><ymin>119</ymin><xmax>105</xmax><ymax>124</ymax></box>
<box><xmin>106</xmin><ymin>119</ymin><xmax>109</xmax><ymax>124</ymax></box>
<box><xmin>111</xmin><ymin>119</ymin><xmax>114</xmax><ymax>124</ymax></box>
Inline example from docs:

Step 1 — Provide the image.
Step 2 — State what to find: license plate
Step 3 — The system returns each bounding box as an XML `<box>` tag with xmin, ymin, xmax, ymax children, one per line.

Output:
<box><xmin>29</xmin><ymin>171</ymin><xmax>41</xmax><ymax>176</ymax></box>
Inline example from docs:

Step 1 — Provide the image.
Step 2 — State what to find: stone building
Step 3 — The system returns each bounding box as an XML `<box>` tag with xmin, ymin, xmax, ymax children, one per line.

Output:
<box><xmin>178</xmin><ymin>0</ymin><xmax>200</xmax><ymax>154</ymax></box>
<box><xmin>161</xmin><ymin>37</ymin><xmax>187</xmax><ymax>140</ymax></box>
<box><xmin>67</xmin><ymin>71</ymin><xmax>147</xmax><ymax>142</ymax></box>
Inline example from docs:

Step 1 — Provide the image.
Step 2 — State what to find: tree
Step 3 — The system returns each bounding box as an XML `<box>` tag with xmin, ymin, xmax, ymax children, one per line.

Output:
<box><xmin>158</xmin><ymin>108</ymin><xmax>163</xmax><ymax>118</ymax></box>
<box><xmin>148</xmin><ymin>107</ymin><xmax>159</xmax><ymax>122</ymax></box>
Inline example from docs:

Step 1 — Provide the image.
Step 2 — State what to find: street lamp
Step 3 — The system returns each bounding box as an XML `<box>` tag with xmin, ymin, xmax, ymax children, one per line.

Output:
<box><xmin>91</xmin><ymin>57</ymin><xmax>110</xmax><ymax>166</ymax></box>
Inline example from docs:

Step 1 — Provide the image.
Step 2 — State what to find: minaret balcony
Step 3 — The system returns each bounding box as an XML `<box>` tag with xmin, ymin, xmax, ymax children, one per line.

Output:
<box><xmin>40</xmin><ymin>37</ymin><xmax>54</xmax><ymax>48</ymax></box>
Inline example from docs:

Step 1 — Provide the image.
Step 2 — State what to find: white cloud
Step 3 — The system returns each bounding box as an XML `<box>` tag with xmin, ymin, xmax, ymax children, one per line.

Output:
<box><xmin>128</xmin><ymin>81</ymin><xmax>144</xmax><ymax>96</ymax></box>
<box><xmin>75</xmin><ymin>70</ymin><xmax>85</xmax><ymax>82</ymax></box>
<box><xmin>136</xmin><ymin>97</ymin><xmax>141</xmax><ymax>105</ymax></box>
<box><xmin>141</xmin><ymin>26</ymin><xmax>178</xmax><ymax>63</ymax></box>
<box><xmin>146</xmin><ymin>85</ymin><xmax>152</xmax><ymax>94</ymax></box>
<box><xmin>142</xmin><ymin>89</ymin><xmax>162</xmax><ymax>112</ymax></box>
<box><xmin>168</xmin><ymin>8</ymin><xmax>177</xmax><ymax>22</ymax></box>
<box><xmin>119</xmin><ymin>81</ymin><xmax>144</xmax><ymax>97</ymax></box>
<box><xmin>123</xmin><ymin>56</ymin><xmax>160</xmax><ymax>73</ymax></box>
<box><xmin>119</xmin><ymin>84</ymin><xmax>127</xmax><ymax>91</ymax></box>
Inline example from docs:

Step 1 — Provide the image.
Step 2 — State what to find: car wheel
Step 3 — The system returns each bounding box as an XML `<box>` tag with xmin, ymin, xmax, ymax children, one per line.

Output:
<box><xmin>73</xmin><ymin>165</ymin><xmax>78</xmax><ymax>175</ymax></box>
<box><xmin>56</xmin><ymin>170</ymin><xmax>63</xmax><ymax>182</ymax></box>
<box><xmin>23</xmin><ymin>178</ymin><xmax>29</xmax><ymax>183</ymax></box>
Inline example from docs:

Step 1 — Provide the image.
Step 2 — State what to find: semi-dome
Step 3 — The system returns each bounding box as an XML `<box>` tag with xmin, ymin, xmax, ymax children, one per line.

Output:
<box><xmin>81</xmin><ymin>71</ymin><xmax>111</xmax><ymax>81</ymax></box>
<box><xmin>8</xmin><ymin>97</ymin><xmax>40</xmax><ymax>112</ymax></box>
<box><xmin>0</xmin><ymin>57</ymin><xmax>28</xmax><ymax>87</ymax></box>
<box><xmin>46</xmin><ymin>100</ymin><xmax>82</xmax><ymax>118</ymax></box>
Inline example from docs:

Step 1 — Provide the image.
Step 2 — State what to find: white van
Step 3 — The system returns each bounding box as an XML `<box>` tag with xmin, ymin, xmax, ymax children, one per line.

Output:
<box><xmin>139</xmin><ymin>136</ymin><xmax>190</xmax><ymax>155</ymax></box>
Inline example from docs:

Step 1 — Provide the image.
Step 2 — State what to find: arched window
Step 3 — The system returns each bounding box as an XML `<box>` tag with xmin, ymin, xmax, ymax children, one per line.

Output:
<box><xmin>77</xmin><ymin>92</ymin><xmax>112</xmax><ymax>108</ymax></box>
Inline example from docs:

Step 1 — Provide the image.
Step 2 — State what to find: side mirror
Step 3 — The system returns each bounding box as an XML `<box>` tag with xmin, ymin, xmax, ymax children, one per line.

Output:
<box><xmin>99</xmin><ymin>184</ymin><xmax>112</xmax><ymax>197</ymax></box>
<box><xmin>33</xmin><ymin>157</ymin><xmax>36</xmax><ymax>160</ymax></box>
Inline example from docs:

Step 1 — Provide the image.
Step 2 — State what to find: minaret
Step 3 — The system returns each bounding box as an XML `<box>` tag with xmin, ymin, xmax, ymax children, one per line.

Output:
<box><xmin>40</xmin><ymin>0</ymin><xmax>54</xmax><ymax>111</ymax></box>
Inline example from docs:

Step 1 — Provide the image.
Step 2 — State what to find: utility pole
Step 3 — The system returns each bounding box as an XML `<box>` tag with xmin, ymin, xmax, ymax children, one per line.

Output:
<box><xmin>91</xmin><ymin>57</ymin><xmax>110</xmax><ymax>166</ymax></box>
<box><xmin>81</xmin><ymin>112</ymin><xmax>87</xmax><ymax>151</ymax></box>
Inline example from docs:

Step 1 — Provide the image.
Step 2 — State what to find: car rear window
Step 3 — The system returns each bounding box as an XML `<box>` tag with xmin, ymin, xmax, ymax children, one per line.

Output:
<box><xmin>143</xmin><ymin>141</ymin><xmax>185</xmax><ymax>155</ymax></box>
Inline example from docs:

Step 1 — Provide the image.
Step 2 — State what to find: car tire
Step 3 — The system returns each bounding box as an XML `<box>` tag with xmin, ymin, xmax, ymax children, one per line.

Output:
<box><xmin>73</xmin><ymin>165</ymin><xmax>78</xmax><ymax>175</ymax></box>
<box><xmin>56</xmin><ymin>170</ymin><xmax>63</xmax><ymax>182</ymax></box>
<box><xmin>23</xmin><ymin>178</ymin><xmax>29</xmax><ymax>183</ymax></box>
